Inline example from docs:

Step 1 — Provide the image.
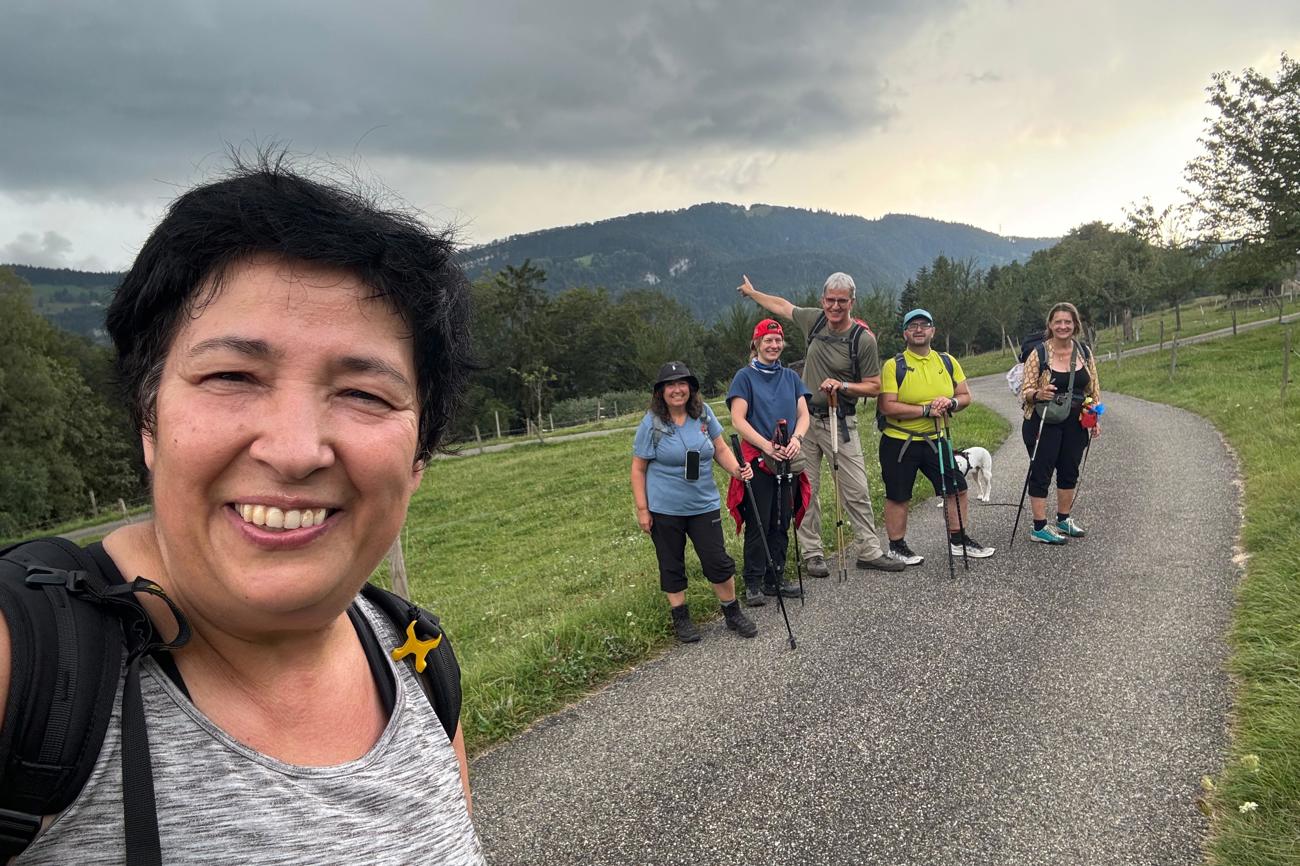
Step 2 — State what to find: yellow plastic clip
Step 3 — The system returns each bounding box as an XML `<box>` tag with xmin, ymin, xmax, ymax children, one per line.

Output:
<box><xmin>390</xmin><ymin>620</ymin><xmax>443</xmax><ymax>673</ymax></box>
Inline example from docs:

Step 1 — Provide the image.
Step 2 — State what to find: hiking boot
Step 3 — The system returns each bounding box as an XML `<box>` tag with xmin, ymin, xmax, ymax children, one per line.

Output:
<box><xmin>722</xmin><ymin>601</ymin><xmax>758</xmax><ymax>638</ymax></box>
<box><xmin>949</xmin><ymin>534</ymin><xmax>995</xmax><ymax>558</ymax></box>
<box><xmin>743</xmin><ymin>584</ymin><xmax>768</xmax><ymax>607</ymax></box>
<box><xmin>1056</xmin><ymin>516</ymin><xmax>1087</xmax><ymax>537</ymax></box>
<box><xmin>857</xmin><ymin>553</ymin><xmax>906</xmax><ymax>572</ymax></box>
<box><xmin>886</xmin><ymin>540</ymin><xmax>924</xmax><ymax>566</ymax></box>
<box><xmin>670</xmin><ymin>605</ymin><xmax>701</xmax><ymax>643</ymax></box>
<box><xmin>804</xmin><ymin>555</ymin><xmax>831</xmax><ymax>578</ymax></box>
<box><xmin>763</xmin><ymin>581</ymin><xmax>803</xmax><ymax>599</ymax></box>
<box><xmin>1029</xmin><ymin>525</ymin><xmax>1068</xmax><ymax>545</ymax></box>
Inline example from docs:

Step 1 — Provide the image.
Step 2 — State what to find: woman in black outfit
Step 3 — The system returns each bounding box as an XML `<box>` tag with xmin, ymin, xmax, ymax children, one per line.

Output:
<box><xmin>1018</xmin><ymin>302</ymin><xmax>1103</xmax><ymax>544</ymax></box>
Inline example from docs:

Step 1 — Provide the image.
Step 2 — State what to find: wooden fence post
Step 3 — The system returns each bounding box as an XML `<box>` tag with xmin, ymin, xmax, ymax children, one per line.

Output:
<box><xmin>1170</xmin><ymin>336</ymin><xmax>1179</xmax><ymax>380</ymax></box>
<box><xmin>549</xmin><ymin>413</ymin><xmax>555</xmax><ymax>432</ymax></box>
<box><xmin>89</xmin><ymin>489</ymin><xmax>97</xmax><ymax>515</ymax></box>
<box><xmin>1159</xmin><ymin>319</ymin><xmax>1164</xmax><ymax>351</ymax></box>
<box><xmin>474</xmin><ymin>424</ymin><xmax>483</xmax><ymax>455</ymax></box>
<box><xmin>1232</xmin><ymin>308</ymin><xmax>1238</xmax><ymax>335</ymax></box>
<box><xmin>1284</xmin><ymin>328</ymin><xmax>1292</xmax><ymax>400</ymax></box>
<box><xmin>118</xmin><ymin>498</ymin><xmax>130</xmax><ymax>523</ymax></box>
<box><xmin>1115</xmin><ymin>333</ymin><xmax>1122</xmax><ymax>367</ymax></box>
<box><xmin>494</xmin><ymin>411</ymin><xmax>501</xmax><ymax>439</ymax></box>
<box><xmin>387</xmin><ymin>534</ymin><xmax>409</xmax><ymax>600</ymax></box>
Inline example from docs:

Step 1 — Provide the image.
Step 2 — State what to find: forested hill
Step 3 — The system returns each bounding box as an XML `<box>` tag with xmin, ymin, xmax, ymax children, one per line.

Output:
<box><xmin>461</xmin><ymin>203</ymin><xmax>1057</xmax><ymax>319</ymax></box>
<box><xmin>3</xmin><ymin>205</ymin><xmax>1056</xmax><ymax>338</ymax></box>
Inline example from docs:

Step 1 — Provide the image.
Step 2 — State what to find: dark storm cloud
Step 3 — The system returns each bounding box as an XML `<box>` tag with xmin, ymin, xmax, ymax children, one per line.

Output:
<box><xmin>0</xmin><ymin>0</ymin><xmax>957</xmax><ymax>198</ymax></box>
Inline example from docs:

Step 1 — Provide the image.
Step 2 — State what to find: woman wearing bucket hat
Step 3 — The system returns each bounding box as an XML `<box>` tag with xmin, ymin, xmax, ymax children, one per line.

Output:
<box><xmin>726</xmin><ymin>319</ymin><xmax>812</xmax><ymax>606</ymax></box>
<box><xmin>631</xmin><ymin>362</ymin><xmax>758</xmax><ymax>643</ymax></box>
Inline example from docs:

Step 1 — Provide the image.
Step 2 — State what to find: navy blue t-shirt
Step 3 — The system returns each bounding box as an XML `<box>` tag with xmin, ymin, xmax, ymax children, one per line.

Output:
<box><xmin>726</xmin><ymin>362</ymin><xmax>809</xmax><ymax>444</ymax></box>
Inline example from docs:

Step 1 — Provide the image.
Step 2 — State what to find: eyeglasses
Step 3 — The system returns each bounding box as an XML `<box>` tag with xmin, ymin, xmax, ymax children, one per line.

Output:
<box><xmin>904</xmin><ymin>322</ymin><xmax>934</xmax><ymax>331</ymax></box>
<box><xmin>823</xmin><ymin>298</ymin><xmax>852</xmax><ymax>307</ymax></box>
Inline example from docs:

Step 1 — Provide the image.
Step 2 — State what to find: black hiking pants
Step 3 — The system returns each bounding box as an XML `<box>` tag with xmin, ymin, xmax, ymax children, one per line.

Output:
<box><xmin>741</xmin><ymin>469</ymin><xmax>798</xmax><ymax>590</ymax></box>
<box><xmin>1022</xmin><ymin>407</ymin><xmax>1089</xmax><ymax>498</ymax></box>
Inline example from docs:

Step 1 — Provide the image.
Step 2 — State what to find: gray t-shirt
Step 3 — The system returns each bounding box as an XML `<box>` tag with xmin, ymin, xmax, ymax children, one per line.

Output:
<box><xmin>790</xmin><ymin>306</ymin><xmax>883</xmax><ymax>412</ymax></box>
<box><xmin>18</xmin><ymin>596</ymin><xmax>485</xmax><ymax>866</ymax></box>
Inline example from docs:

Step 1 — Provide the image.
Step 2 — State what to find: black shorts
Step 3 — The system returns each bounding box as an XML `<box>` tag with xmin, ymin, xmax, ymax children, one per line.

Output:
<box><xmin>878</xmin><ymin>434</ymin><xmax>967</xmax><ymax>503</ymax></box>
<box><xmin>648</xmin><ymin>509</ymin><xmax>735</xmax><ymax>593</ymax></box>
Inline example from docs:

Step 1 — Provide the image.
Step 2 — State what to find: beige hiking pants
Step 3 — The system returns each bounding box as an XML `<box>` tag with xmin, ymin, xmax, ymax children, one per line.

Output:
<box><xmin>794</xmin><ymin>413</ymin><xmax>885</xmax><ymax>562</ymax></box>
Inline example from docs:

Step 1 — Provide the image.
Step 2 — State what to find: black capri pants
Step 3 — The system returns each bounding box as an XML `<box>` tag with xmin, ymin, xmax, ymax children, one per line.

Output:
<box><xmin>879</xmin><ymin>434</ymin><xmax>967</xmax><ymax>503</ymax></box>
<box><xmin>648</xmin><ymin>509</ymin><xmax>735</xmax><ymax>593</ymax></box>
<box><xmin>1021</xmin><ymin>407</ymin><xmax>1089</xmax><ymax>498</ymax></box>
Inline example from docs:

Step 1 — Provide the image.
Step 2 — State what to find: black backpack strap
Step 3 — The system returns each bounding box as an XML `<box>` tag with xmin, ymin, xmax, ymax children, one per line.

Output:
<box><xmin>847</xmin><ymin>323</ymin><xmax>864</xmax><ymax>383</ymax></box>
<box><xmin>806</xmin><ymin>311</ymin><xmax>828</xmax><ymax>346</ymax></box>
<box><xmin>359</xmin><ymin>584</ymin><xmax>462</xmax><ymax>741</ymax></box>
<box><xmin>894</xmin><ymin>353</ymin><xmax>907</xmax><ymax>388</ymax></box>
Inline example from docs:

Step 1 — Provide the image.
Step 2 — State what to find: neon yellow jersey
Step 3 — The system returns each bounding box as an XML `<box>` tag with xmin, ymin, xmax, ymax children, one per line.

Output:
<box><xmin>879</xmin><ymin>348</ymin><xmax>966</xmax><ymax>440</ymax></box>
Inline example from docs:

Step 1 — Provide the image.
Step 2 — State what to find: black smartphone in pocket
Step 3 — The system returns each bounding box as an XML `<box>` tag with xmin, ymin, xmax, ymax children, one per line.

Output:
<box><xmin>684</xmin><ymin>450</ymin><xmax>701</xmax><ymax>481</ymax></box>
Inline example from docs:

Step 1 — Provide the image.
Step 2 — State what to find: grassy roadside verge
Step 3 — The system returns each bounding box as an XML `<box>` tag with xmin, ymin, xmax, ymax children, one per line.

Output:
<box><xmin>388</xmin><ymin>404</ymin><xmax>1008</xmax><ymax>755</ymax></box>
<box><xmin>1101</xmin><ymin>324</ymin><xmax>1299</xmax><ymax>864</ymax></box>
<box><xmin>958</xmin><ymin>296</ymin><xmax>1300</xmax><ymax>379</ymax></box>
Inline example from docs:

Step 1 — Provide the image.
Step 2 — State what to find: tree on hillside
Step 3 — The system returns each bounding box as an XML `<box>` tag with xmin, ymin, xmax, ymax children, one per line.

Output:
<box><xmin>1184</xmin><ymin>53</ymin><xmax>1300</xmax><ymax>275</ymax></box>
<box><xmin>1126</xmin><ymin>200</ymin><xmax>1205</xmax><ymax>331</ymax></box>
<box><xmin>983</xmin><ymin>263</ymin><xmax>1026</xmax><ymax>355</ymax></box>
<box><xmin>0</xmin><ymin>270</ymin><xmax>138</xmax><ymax>537</ymax></box>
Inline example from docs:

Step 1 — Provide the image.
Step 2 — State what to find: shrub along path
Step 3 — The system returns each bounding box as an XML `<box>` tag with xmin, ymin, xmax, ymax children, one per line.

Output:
<box><xmin>469</xmin><ymin>374</ymin><xmax>1237</xmax><ymax>865</ymax></box>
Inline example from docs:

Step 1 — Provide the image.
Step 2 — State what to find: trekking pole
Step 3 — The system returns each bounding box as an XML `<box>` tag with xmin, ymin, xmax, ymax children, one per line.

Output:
<box><xmin>1071</xmin><ymin>436</ymin><xmax>1094</xmax><ymax>513</ymax></box>
<box><xmin>777</xmin><ymin>419</ymin><xmax>805</xmax><ymax>607</ymax></box>
<box><xmin>936</xmin><ymin>415</ymin><xmax>969</xmax><ymax>572</ymax></box>
<box><xmin>931</xmin><ymin>417</ymin><xmax>957</xmax><ymax>580</ymax></box>
<box><xmin>827</xmin><ymin>391</ymin><xmax>850</xmax><ymax>584</ymax></box>
<box><xmin>731</xmin><ymin>434</ymin><xmax>797</xmax><ymax>650</ymax></box>
<box><xmin>1009</xmin><ymin>407</ymin><xmax>1049</xmax><ymax>550</ymax></box>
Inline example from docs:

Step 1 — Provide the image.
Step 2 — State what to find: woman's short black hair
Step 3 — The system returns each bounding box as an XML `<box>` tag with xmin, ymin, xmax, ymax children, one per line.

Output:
<box><xmin>106</xmin><ymin>151</ymin><xmax>472</xmax><ymax>461</ymax></box>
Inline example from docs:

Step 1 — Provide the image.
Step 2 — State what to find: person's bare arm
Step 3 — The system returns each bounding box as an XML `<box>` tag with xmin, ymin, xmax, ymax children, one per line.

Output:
<box><xmin>631</xmin><ymin>456</ymin><xmax>652</xmax><ymax>533</ymax></box>
<box><xmin>736</xmin><ymin>275</ymin><xmax>795</xmax><ymax>320</ymax></box>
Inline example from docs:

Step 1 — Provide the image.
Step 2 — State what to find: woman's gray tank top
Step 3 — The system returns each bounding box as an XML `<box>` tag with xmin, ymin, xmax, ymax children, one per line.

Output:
<box><xmin>17</xmin><ymin>597</ymin><xmax>485</xmax><ymax>865</ymax></box>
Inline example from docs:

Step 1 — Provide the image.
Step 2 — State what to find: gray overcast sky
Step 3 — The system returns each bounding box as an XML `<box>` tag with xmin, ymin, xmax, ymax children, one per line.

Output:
<box><xmin>2</xmin><ymin>0</ymin><xmax>1298</xmax><ymax>270</ymax></box>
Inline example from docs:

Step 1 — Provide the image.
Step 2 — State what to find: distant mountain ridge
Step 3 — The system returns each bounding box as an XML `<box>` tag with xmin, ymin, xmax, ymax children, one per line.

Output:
<box><xmin>462</xmin><ymin>203</ymin><xmax>1057</xmax><ymax>319</ymax></box>
<box><xmin>3</xmin><ymin>203</ymin><xmax>1058</xmax><ymax>338</ymax></box>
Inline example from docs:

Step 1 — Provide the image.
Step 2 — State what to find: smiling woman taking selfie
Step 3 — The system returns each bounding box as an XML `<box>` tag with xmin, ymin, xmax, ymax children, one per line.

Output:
<box><xmin>0</xmin><ymin>157</ymin><xmax>484</xmax><ymax>865</ymax></box>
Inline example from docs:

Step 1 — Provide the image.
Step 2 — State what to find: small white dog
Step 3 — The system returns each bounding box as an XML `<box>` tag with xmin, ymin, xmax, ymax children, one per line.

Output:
<box><xmin>934</xmin><ymin>445</ymin><xmax>994</xmax><ymax>504</ymax></box>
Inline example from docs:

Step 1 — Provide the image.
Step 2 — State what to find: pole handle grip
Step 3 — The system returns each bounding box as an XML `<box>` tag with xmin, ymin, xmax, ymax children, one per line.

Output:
<box><xmin>730</xmin><ymin>433</ymin><xmax>744</xmax><ymax>464</ymax></box>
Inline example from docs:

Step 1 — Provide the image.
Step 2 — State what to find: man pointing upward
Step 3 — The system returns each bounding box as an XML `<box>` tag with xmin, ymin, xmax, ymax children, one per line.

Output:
<box><xmin>737</xmin><ymin>273</ymin><xmax>904</xmax><ymax>574</ymax></box>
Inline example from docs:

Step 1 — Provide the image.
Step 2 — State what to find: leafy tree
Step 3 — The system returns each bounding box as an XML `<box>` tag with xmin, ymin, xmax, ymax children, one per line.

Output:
<box><xmin>1184</xmin><ymin>53</ymin><xmax>1300</xmax><ymax>275</ymax></box>
<box><xmin>0</xmin><ymin>270</ymin><xmax>138</xmax><ymax>537</ymax></box>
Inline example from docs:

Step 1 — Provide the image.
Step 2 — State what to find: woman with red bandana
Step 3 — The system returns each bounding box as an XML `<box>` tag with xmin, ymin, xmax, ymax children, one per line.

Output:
<box><xmin>726</xmin><ymin>319</ymin><xmax>812</xmax><ymax>606</ymax></box>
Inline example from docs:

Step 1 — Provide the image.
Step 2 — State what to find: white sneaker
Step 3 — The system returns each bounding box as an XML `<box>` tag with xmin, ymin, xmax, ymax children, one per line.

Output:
<box><xmin>886</xmin><ymin>541</ymin><xmax>924</xmax><ymax>566</ymax></box>
<box><xmin>949</xmin><ymin>534</ymin><xmax>995</xmax><ymax>558</ymax></box>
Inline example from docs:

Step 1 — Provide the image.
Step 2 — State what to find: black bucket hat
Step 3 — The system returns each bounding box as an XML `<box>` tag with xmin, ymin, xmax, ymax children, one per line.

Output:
<box><xmin>653</xmin><ymin>361</ymin><xmax>699</xmax><ymax>392</ymax></box>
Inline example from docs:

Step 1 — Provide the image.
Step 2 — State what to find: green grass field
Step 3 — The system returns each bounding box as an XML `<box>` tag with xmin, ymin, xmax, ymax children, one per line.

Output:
<box><xmin>959</xmin><ymin>294</ymin><xmax>1300</xmax><ymax>379</ymax></box>
<box><xmin>388</xmin><ymin>404</ymin><xmax>1008</xmax><ymax>754</ymax></box>
<box><xmin>1102</xmin><ymin>324</ymin><xmax>1299</xmax><ymax>865</ymax></box>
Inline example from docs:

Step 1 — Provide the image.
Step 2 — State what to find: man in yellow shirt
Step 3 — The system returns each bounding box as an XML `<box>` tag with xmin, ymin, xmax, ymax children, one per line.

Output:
<box><xmin>877</xmin><ymin>309</ymin><xmax>995</xmax><ymax>565</ymax></box>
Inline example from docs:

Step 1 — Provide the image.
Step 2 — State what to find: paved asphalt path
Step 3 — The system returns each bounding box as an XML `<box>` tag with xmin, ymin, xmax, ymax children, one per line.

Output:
<box><xmin>470</xmin><ymin>373</ymin><xmax>1240</xmax><ymax>865</ymax></box>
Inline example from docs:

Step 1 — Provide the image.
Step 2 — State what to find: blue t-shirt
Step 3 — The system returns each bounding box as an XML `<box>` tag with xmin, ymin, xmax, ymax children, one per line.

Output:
<box><xmin>726</xmin><ymin>362</ymin><xmax>809</xmax><ymax>445</ymax></box>
<box><xmin>632</xmin><ymin>403</ymin><xmax>726</xmax><ymax>516</ymax></box>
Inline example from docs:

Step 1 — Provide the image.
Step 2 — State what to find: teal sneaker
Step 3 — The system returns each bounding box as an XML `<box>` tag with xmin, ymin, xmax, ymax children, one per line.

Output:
<box><xmin>1056</xmin><ymin>516</ymin><xmax>1086</xmax><ymax>537</ymax></box>
<box><xmin>1029</xmin><ymin>525</ymin><xmax>1068</xmax><ymax>545</ymax></box>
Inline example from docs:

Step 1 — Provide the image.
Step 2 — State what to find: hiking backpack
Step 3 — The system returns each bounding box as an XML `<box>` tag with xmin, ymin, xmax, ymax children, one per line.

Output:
<box><xmin>806</xmin><ymin>313</ymin><xmax>873</xmax><ymax>384</ymax></box>
<box><xmin>0</xmin><ymin>536</ymin><xmax>461</xmax><ymax>863</ymax></box>
<box><xmin>876</xmin><ymin>351</ymin><xmax>956</xmax><ymax>434</ymax></box>
<box><xmin>1009</xmin><ymin>337</ymin><xmax>1093</xmax><ymax>399</ymax></box>
<box><xmin>1005</xmin><ymin>330</ymin><xmax>1047</xmax><ymax>395</ymax></box>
